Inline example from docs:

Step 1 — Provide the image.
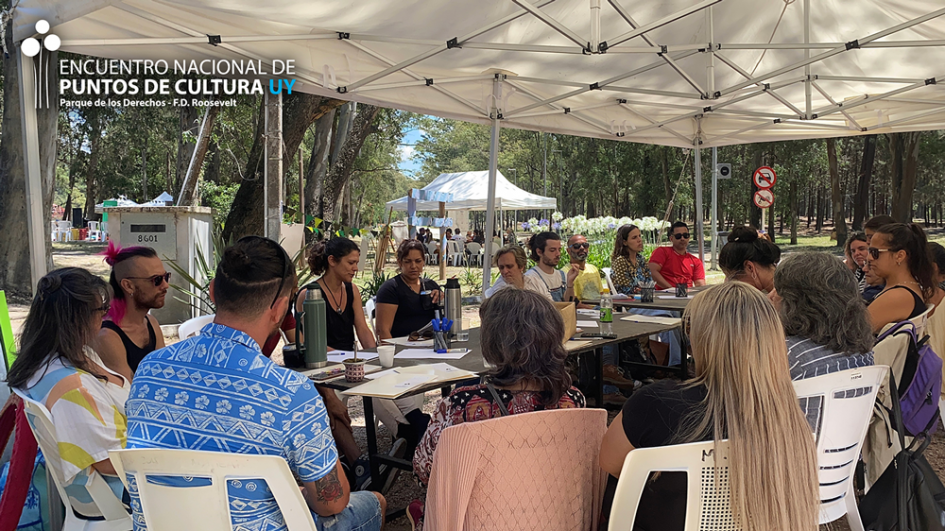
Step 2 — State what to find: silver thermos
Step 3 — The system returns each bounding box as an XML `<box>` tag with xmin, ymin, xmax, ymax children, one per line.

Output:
<box><xmin>444</xmin><ymin>278</ymin><xmax>465</xmax><ymax>340</ymax></box>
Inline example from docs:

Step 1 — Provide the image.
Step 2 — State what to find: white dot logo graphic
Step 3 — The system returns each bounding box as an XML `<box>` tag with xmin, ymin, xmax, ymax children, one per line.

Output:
<box><xmin>21</xmin><ymin>20</ymin><xmax>58</xmax><ymax>57</ymax></box>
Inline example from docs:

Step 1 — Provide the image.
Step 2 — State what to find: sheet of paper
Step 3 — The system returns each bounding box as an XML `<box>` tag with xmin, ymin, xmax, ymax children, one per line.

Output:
<box><xmin>395</xmin><ymin>348</ymin><xmax>470</xmax><ymax>360</ymax></box>
<box><xmin>397</xmin><ymin>363</ymin><xmax>479</xmax><ymax>383</ymax></box>
<box><xmin>365</xmin><ymin>368</ymin><xmax>398</xmax><ymax>380</ymax></box>
<box><xmin>382</xmin><ymin>336</ymin><xmax>435</xmax><ymax>348</ymax></box>
<box><xmin>576</xmin><ymin>320</ymin><xmax>599</xmax><ymax>328</ymax></box>
<box><xmin>657</xmin><ymin>295</ymin><xmax>695</xmax><ymax>300</ymax></box>
<box><xmin>621</xmin><ymin>315</ymin><xmax>682</xmax><ymax>326</ymax></box>
<box><xmin>564</xmin><ymin>340</ymin><xmax>593</xmax><ymax>351</ymax></box>
<box><xmin>326</xmin><ymin>351</ymin><xmax>378</xmax><ymax>364</ymax></box>
<box><xmin>612</xmin><ymin>293</ymin><xmax>630</xmax><ymax>300</ymax></box>
<box><xmin>342</xmin><ymin>373</ymin><xmax>436</xmax><ymax>399</ymax></box>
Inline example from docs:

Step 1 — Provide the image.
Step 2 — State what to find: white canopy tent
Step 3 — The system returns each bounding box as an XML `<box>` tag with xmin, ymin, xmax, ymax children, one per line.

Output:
<box><xmin>386</xmin><ymin>171</ymin><xmax>557</xmax><ymax>211</ymax></box>
<box><xmin>13</xmin><ymin>0</ymin><xmax>945</xmax><ymax>291</ymax></box>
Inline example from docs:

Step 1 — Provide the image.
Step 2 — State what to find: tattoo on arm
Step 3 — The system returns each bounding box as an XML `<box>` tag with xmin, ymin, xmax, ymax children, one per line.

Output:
<box><xmin>314</xmin><ymin>468</ymin><xmax>344</xmax><ymax>503</ymax></box>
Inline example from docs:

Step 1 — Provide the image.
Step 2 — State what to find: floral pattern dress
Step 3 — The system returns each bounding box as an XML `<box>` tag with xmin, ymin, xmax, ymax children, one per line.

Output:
<box><xmin>612</xmin><ymin>254</ymin><xmax>652</xmax><ymax>295</ymax></box>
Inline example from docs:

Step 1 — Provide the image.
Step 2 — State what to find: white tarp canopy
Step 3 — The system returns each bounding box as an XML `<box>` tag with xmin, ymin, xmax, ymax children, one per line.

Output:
<box><xmin>13</xmin><ymin>0</ymin><xmax>945</xmax><ymax>291</ymax></box>
<box><xmin>386</xmin><ymin>171</ymin><xmax>557</xmax><ymax>211</ymax></box>
<box><xmin>14</xmin><ymin>0</ymin><xmax>945</xmax><ymax>148</ymax></box>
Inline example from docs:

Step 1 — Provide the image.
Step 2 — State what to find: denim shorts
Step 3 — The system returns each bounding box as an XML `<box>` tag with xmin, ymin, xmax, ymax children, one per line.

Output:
<box><xmin>314</xmin><ymin>491</ymin><xmax>382</xmax><ymax>531</ymax></box>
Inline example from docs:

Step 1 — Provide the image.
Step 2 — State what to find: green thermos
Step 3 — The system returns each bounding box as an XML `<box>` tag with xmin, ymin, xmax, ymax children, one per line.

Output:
<box><xmin>296</xmin><ymin>284</ymin><xmax>328</xmax><ymax>368</ymax></box>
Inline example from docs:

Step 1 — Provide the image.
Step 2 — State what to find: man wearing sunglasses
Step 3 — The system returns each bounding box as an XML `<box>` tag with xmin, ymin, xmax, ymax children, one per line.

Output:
<box><xmin>566</xmin><ymin>234</ymin><xmax>604</xmax><ymax>307</ymax></box>
<box><xmin>649</xmin><ymin>221</ymin><xmax>706</xmax><ymax>290</ymax></box>
<box><xmin>95</xmin><ymin>244</ymin><xmax>168</xmax><ymax>381</ymax></box>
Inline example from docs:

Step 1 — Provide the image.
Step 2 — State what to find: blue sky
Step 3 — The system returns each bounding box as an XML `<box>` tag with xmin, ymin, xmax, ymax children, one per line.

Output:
<box><xmin>397</xmin><ymin>127</ymin><xmax>423</xmax><ymax>177</ymax></box>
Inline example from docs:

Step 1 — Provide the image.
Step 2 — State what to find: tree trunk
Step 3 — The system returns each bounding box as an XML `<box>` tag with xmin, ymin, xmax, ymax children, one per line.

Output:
<box><xmin>0</xmin><ymin>23</ymin><xmax>58</xmax><ymax>298</ymax></box>
<box><xmin>827</xmin><ymin>138</ymin><xmax>847</xmax><ymax>246</ymax></box>
<box><xmin>852</xmin><ymin>135</ymin><xmax>876</xmax><ymax>230</ymax></box>
<box><xmin>661</xmin><ymin>146</ymin><xmax>671</xmax><ymax>210</ymax></box>
<box><xmin>222</xmin><ymin>95</ymin><xmax>344</xmax><ymax>241</ymax></box>
<box><xmin>177</xmin><ymin>106</ymin><xmax>219</xmax><ymax>206</ymax></box>
<box><xmin>141</xmin><ymin>143</ymin><xmax>148</xmax><ymax>200</ymax></box>
<box><xmin>176</xmin><ymin>104</ymin><xmax>199</xmax><ymax>193</ymax></box>
<box><xmin>83</xmin><ymin>117</ymin><xmax>104</xmax><ymax>221</ymax></box>
<box><xmin>206</xmin><ymin>138</ymin><xmax>221</xmax><ymax>184</ymax></box>
<box><xmin>319</xmin><ymin>105</ymin><xmax>380</xmax><ymax>224</ymax></box>
<box><xmin>790</xmin><ymin>180</ymin><xmax>798</xmax><ymax>244</ymax></box>
<box><xmin>888</xmin><ymin>132</ymin><xmax>922</xmax><ymax>223</ymax></box>
<box><xmin>750</xmin><ymin>149</ymin><xmax>763</xmax><ymax>228</ymax></box>
<box><xmin>815</xmin><ymin>187</ymin><xmax>824</xmax><ymax>232</ymax></box>
<box><xmin>304</xmin><ymin>109</ymin><xmax>335</xmax><ymax>234</ymax></box>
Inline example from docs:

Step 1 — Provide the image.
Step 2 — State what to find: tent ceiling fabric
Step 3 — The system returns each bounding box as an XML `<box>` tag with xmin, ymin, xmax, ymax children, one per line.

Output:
<box><xmin>386</xmin><ymin>171</ymin><xmax>557</xmax><ymax>211</ymax></box>
<box><xmin>15</xmin><ymin>0</ymin><xmax>945</xmax><ymax>147</ymax></box>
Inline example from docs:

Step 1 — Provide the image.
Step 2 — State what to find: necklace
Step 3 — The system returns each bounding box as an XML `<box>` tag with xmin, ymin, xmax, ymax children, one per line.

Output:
<box><xmin>319</xmin><ymin>278</ymin><xmax>344</xmax><ymax>314</ymax></box>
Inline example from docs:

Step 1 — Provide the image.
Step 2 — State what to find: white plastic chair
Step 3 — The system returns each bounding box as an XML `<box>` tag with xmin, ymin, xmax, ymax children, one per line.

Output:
<box><xmin>88</xmin><ymin>221</ymin><xmax>103</xmax><ymax>242</ymax></box>
<box><xmin>364</xmin><ymin>297</ymin><xmax>377</xmax><ymax>334</ymax></box>
<box><xmin>608</xmin><ymin>440</ymin><xmax>734</xmax><ymax>531</ymax></box>
<box><xmin>56</xmin><ymin>220</ymin><xmax>74</xmax><ymax>242</ymax></box>
<box><xmin>426</xmin><ymin>241</ymin><xmax>439</xmax><ymax>265</ymax></box>
<box><xmin>447</xmin><ymin>240</ymin><xmax>466</xmax><ymax>266</ymax></box>
<box><xmin>177</xmin><ymin>314</ymin><xmax>215</xmax><ymax>340</ymax></box>
<box><xmin>793</xmin><ymin>365</ymin><xmax>887</xmax><ymax>531</ymax></box>
<box><xmin>13</xmin><ymin>389</ymin><xmax>132</xmax><ymax>531</ymax></box>
<box><xmin>466</xmin><ymin>242</ymin><xmax>483</xmax><ymax>266</ymax></box>
<box><xmin>109</xmin><ymin>448</ymin><xmax>317</xmax><ymax>531</ymax></box>
<box><xmin>602</xmin><ymin>267</ymin><xmax>617</xmax><ymax>294</ymax></box>
<box><xmin>357</xmin><ymin>237</ymin><xmax>370</xmax><ymax>276</ymax></box>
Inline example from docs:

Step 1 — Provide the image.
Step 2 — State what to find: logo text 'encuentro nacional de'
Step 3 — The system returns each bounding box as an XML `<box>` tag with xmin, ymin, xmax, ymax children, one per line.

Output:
<box><xmin>21</xmin><ymin>19</ymin><xmax>299</xmax><ymax>109</ymax></box>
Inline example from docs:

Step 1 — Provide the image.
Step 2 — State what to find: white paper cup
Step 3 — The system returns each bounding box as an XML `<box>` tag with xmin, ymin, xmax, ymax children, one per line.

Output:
<box><xmin>377</xmin><ymin>345</ymin><xmax>396</xmax><ymax>368</ymax></box>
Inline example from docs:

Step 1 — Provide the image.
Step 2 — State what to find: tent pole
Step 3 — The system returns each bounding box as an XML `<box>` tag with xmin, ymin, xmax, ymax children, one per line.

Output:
<box><xmin>804</xmin><ymin>0</ymin><xmax>811</xmax><ymax>118</ymax></box>
<box><xmin>694</xmin><ymin>143</ymin><xmax>705</xmax><ymax>263</ymax></box>
<box><xmin>439</xmin><ymin>202</ymin><xmax>446</xmax><ymax>280</ymax></box>
<box><xmin>483</xmin><ymin>75</ymin><xmax>503</xmax><ymax>294</ymax></box>
<box><xmin>17</xmin><ymin>52</ymin><xmax>48</xmax><ymax>293</ymax></box>
<box><xmin>710</xmin><ymin>146</ymin><xmax>718</xmax><ymax>270</ymax></box>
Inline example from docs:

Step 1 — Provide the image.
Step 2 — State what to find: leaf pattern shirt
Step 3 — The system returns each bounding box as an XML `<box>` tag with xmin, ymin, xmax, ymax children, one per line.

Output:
<box><xmin>611</xmin><ymin>255</ymin><xmax>652</xmax><ymax>295</ymax></box>
<box><xmin>126</xmin><ymin>323</ymin><xmax>338</xmax><ymax>531</ymax></box>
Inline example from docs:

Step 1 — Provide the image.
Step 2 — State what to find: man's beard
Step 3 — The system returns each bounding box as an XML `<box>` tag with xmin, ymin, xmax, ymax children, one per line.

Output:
<box><xmin>572</xmin><ymin>252</ymin><xmax>588</xmax><ymax>262</ymax></box>
<box><xmin>134</xmin><ymin>290</ymin><xmax>166</xmax><ymax>310</ymax></box>
<box><xmin>541</xmin><ymin>255</ymin><xmax>558</xmax><ymax>267</ymax></box>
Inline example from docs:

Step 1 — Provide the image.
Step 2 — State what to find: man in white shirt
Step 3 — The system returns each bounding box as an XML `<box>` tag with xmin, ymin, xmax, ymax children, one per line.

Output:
<box><xmin>524</xmin><ymin>232</ymin><xmax>575</xmax><ymax>302</ymax></box>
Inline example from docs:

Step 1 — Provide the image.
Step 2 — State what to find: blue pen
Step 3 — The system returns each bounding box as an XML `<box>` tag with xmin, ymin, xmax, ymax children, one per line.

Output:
<box><xmin>431</xmin><ymin>319</ymin><xmax>440</xmax><ymax>332</ymax></box>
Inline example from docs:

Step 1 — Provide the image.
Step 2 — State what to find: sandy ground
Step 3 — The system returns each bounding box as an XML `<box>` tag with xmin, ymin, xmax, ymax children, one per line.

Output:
<box><xmin>7</xmin><ymin>242</ymin><xmax>945</xmax><ymax>530</ymax></box>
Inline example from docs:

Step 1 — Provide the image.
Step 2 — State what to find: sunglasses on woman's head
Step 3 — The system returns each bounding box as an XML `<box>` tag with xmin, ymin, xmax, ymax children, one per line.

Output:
<box><xmin>673</xmin><ymin>233</ymin><xmax>691</xmax><ymax>240</ymax></box>
<box><xmin>868</xmin><ymin>247</ymin><xmax>891</xmax><ymax>260</ymax></box>
<box><xmin>126</xmin><ymin>272</ymin><xmax>172</xmax><ymax>287</ymax></box>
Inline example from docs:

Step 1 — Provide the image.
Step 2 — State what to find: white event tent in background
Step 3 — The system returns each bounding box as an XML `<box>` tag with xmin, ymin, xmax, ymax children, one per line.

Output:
<box><xmin>13</xmin><ymin>0</ymin><xmax>945</xmax><ymax>291</ymax></box>
<box><xmin>386</xmin><ymin>171</ymin><xmax>557</xmax><ymax>211</ymax></box>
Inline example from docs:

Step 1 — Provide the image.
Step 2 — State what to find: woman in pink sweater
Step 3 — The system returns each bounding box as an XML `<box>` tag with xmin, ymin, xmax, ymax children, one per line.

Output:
<box><xmin>409</xmin><ymin>288</ymin><xmax>585</xmax><ymax>528</ymax></box>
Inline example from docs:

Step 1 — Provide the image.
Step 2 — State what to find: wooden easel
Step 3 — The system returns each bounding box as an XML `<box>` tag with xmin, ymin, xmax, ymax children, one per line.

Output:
<box><xmin>373</xmin><ymin>207</ymin><xmax>395</xmax><ymax>276</ymax></box>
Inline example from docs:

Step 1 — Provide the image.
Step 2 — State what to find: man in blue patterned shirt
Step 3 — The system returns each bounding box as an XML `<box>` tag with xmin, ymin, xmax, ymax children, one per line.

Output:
<box><xmin>126</xmin><ymin>236</ymin><xmax>385</xmax><ymax>531</ymax></box>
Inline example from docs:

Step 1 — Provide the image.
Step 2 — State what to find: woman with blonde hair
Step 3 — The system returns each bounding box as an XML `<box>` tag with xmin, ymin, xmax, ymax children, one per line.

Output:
<box><xmin>599</xmin><ymin>282</ymin><xmax>819</xmax><ymax>531</ymax></box>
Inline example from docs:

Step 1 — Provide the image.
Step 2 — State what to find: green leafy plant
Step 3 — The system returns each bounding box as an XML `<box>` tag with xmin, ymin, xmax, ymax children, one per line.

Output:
<box><xmin>360</xmin><ymin>271</ymin><xmax>392</xmax><ymax>304</ymax></box>
<box><xmin>458</xmin><ymin>266</ymin><xmax>484</xmax><ymax>296</ymax></box>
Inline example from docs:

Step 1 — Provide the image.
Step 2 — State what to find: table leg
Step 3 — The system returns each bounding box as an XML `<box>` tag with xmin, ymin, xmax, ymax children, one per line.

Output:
<box><xmin>362</xmin><ymin>397</ymin><xmax>381</xmax><ymax>486</ymax></box>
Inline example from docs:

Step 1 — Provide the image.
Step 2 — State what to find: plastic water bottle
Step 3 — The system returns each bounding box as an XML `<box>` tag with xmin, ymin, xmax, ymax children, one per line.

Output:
<box><xmin>600</xmin><ymin>287</ymin><xmax>614</xmax><ymax>335</ymax></box>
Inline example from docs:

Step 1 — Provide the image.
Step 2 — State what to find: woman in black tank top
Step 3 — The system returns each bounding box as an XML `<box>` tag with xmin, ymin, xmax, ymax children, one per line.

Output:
<box><xmin>296</xmin><ymin>238</ymin><xmax>376</xmax><ymax>351</ymax></box>
<box><xmin>866</xmin><ymin>223</ymin><xmax>936</xmax><ymax>332</ymax></box>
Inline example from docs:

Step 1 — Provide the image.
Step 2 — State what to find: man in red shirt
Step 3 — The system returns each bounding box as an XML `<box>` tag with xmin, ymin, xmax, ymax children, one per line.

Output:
<box><xmin>649</xmin><ymin>221</ymin><xmax>707</xmax><ymax>289</ymax></box>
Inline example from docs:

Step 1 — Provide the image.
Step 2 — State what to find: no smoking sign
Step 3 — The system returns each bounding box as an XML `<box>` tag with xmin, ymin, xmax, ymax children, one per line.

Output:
<box><xmin>754</xmin><ymin>189</ymin><xmax>775</xmax><ymax>209</ymax></box>
<box><xmin>753</xmin><ymin>166</ymin><xmax>777</xmax><ymax>189</ymax></box>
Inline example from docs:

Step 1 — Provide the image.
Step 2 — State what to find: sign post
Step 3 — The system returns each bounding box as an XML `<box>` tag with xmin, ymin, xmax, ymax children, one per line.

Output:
<box><xmin>752</xmin><ymin>166</ymin><xmax>777</xmax><ymax>234</ymax></box>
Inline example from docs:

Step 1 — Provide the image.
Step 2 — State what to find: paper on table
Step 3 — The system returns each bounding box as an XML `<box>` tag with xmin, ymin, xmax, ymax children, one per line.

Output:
<box><xmin>621</xmin><ymin>314</ymin><xmax>682</xmax><ymax>326</ymax></box>
<box><xmin>657</xmin><ymin>295</ymin><xmax>695</xmax><ymax>300</ymax></box>
<box><xmin>395</xmin><ymin>348</ymin><xmax>470</xmax><ymax>360</ymax></box>
<box><xmin>576</xmin><ymin>320</ymin><xmax>599</xmax><ymax>328</ymax></box>
<box><xmin>326</xmin><ymin>351</ymin><xmax>379</xmax><ymax>364</ymax></box>
<box><xmin>342</xmin><ymin>373</ymin><xmax>436</xmax><ymax>399</ymax></box>
<box><xmin>564</xmin><ymin>340</ymin><xmax>593</xmax><ymax>351</ymax></box>
<box><xmin>612</xmin><ymin>293</ymin><xmax>630</xmax><ymax>300</ymax></box>
<box><xmin>398</xmin><ymin>363</ymin><xmax>478</xmax><ymax>383</ymax></box>
<box><xmin>382</xmin><ymin>336</ymin><xmax>435</xmax><ymax>348</ymax></box>
<box><xmin>365</xmin><ymin>367</ymin><xmax>398</xmax><ymax>380</ymax></box>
